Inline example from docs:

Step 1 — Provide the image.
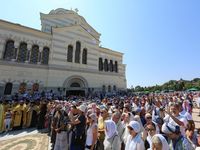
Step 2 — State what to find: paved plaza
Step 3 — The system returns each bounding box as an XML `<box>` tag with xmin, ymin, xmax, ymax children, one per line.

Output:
<box><xmin>0</xmin><ymin>129</ymin><xmax>49</xmax><ymax>150</ymax></box>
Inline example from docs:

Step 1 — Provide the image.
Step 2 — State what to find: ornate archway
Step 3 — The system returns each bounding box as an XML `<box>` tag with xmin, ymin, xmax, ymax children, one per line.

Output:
<box><xmin>63</xmin><ymin>75</ymin><xmax>88</xmax><ymax>96</ymax></box>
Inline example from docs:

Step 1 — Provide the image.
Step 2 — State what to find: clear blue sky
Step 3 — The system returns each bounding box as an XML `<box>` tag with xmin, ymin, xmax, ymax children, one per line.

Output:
<box><xmin>0</xmin><ymin>0</ymin><xmax>200</xmax><ymax>88</ymax></box>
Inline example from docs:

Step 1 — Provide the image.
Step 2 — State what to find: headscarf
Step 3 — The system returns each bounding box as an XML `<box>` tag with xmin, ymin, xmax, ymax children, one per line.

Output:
<box><xmin>161</xmin><ymin>123</ymin><xmax>179</xmax><ymax>134</ymax></box>
<box><xmin>182</xmin><ymin>100</ymin><xmax>191</xmax><ymax>112</ymax></box>
<box><xmin>126</xmin><ymin>131</ymin><xmax>143</xmax><ymax>150</ymax></box>
<box><xmin>133</xmin><ymin>115</ymin><xmax>145</xmax><ymax>132</ymax></box>
<box><xmin>105</xmin><ymin>120</ymin><xmax>117</xmax><ymax>139</ymax></box>
<box><xmin>128</xmin><ymin>121</ymin><xmax>141</xmax><ymax>133</ymax></box>
<box><xmin>152</xmin><ymin>134</ymin><xmax>170</xmax><ymax>150</ymax></box>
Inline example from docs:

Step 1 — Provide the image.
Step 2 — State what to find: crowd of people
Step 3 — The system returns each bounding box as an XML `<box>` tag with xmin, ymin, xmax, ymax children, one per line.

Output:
<box><xmin>0</xmin><ymin>91</ymin><xmax>200</xmax><ymax>150</ymax></box>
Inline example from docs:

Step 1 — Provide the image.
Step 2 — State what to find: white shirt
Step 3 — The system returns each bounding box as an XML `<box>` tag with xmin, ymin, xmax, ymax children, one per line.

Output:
<box><xmin>146</xmin><ymin>135</ymin><xmax>153</xmax><ymax>150</ymax></box>
<box><xmin>125</xmin><ymin>134</ymin><xmax>145</xmax><ymax>150</ymax></box>
<box><xmin>86</xmin><ymin>123</ymin><xmax>97</xmax><ymax>146</ymax></box>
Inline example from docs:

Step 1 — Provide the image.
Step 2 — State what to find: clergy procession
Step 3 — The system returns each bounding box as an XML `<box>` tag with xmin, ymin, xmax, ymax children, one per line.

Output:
<box><xmin>0</xmin><ymin>91</ymin><xmax>200</xmax><ymax>150</ymax></box>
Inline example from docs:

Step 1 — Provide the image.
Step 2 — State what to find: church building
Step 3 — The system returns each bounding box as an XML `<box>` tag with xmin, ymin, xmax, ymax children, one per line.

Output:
<box><xmin>0</xmin><ymin>8</ymin><xmax>126</xmax><ymax>96</ymax></box>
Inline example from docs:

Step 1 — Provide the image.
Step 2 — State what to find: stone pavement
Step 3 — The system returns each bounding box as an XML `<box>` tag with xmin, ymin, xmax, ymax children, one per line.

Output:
<box><xmin>0</xmin><ymin>128</ymin><xmax>49</xmax><ymax>150</ymax></box>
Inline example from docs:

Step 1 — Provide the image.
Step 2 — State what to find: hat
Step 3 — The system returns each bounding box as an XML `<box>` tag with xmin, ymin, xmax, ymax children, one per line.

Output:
<box><xmin>89</xmin><ymin>113</ymin><xmax>97</xmax><ymax>122</ymax></box>
<box><xmin>111</xmin><ymin>106</ymin><xmax>116</xmax><ymax>110</ymax></box>
<box><xmin>120</xmin><ymin>97</ymin><xmax>125</xmax><ymax>100</ymax></box>
<box><xmin>55</xmin><ymin>100</ymin><xmax>59</xmax><ymax>103</ymax></box>
<box><xmin>78</xmin><ymin>104</ymin><xmax>87</xmax><ymax>112</ymax></box>
<box><xmin>128</xmin><ymin>121</ymin><xmax>141</xmax><ymax>133</ymax></box>
<box><xmin>99</xmin><ymin>105</ymin><xmax>107</xmax><ymax>110</ymax></box>
<box><xmin>72</xmin><ymin>101</ymin><xmax>77</xmax><ymax>106</ymax></box>
<box><xmin>145</xmin><ymin>113</ymin><xmax>152</xmax><ymax>118</ymax></box>
<box><xmin>124</xmin><ymin>103</ymin><xmax>129</xmax><ymax>108</ymax></box>
<box><xmin>135</xmin><ymin>107</ymin><xmax>142</xmax><ymax>113</ymax></box>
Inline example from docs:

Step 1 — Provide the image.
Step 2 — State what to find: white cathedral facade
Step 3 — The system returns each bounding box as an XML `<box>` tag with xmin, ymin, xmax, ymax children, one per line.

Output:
<box><xmin>0</xmin><ymin>8</ymin><xmax>126</xmax><ymax>96</ymax></box>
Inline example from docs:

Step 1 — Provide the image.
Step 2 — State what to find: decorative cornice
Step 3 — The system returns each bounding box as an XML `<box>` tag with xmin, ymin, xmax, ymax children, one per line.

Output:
<box><xmin>0</xmin><ymin>60</ymin><xmax>124</xmax><ymax>77</ymax></box>
<box><xmin>0</xmin><ymin>20</ymin><xmax>52</xmax><ymax>39</ymax></box>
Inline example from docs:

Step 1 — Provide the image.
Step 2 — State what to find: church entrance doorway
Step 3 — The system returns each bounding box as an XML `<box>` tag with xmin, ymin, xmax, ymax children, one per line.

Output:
<box><xmin>63</xmin><ymin>75</ymin><xmax>88</xmax><ymax>97</ymax></box>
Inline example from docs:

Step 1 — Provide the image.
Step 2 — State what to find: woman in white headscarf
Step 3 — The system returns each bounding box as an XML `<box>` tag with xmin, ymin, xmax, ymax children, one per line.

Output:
<box><xmin>103</xmin><ymin>120</ymin><xmax>121</xmax><ymax>150</ymax></box>
<box><xmin>125</xmin><ymin>121</ymin><xmax>145</xmax><ymax>150</ymax></box>
<box><xmin>133</xmin><ymin>115</ymin><xmax>145</xmax><ymax>132</ymax></box>
<box><xmin>152</xmin><ymin>134</ymin><xmax>169</xmax><ymax>150</ymax></box>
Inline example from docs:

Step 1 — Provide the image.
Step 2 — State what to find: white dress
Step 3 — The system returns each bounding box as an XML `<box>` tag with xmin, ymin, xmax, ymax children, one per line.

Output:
<box><xmin>85</xmin><ymin>123</ymin><xmax>97</xmax><ymax>147</ymax></box>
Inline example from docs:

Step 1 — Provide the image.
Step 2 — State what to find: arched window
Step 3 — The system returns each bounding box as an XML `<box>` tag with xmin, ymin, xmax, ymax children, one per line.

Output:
<box><xmin>102</xmin><ymin>85</ymin><xmax>106</xmax><ymax>92</ymax></box>
<box><xmin>108</xmin><ymin>85</ymin><xmax>111</xmax><ymax>92</ymax></box>
<box><xmin>4</xmin><ymin>82</ymin><xmax>13</xmax><ymax>95</ymax></box>
<box><xmin>32</xmin><ymin>83</ymin><xmax>39</xmax><ymax>91</ymax></box>
<box><xmin>114</xmin><ymin>61</ymin><xmax>118</xmax><ymax>73</ymax></box>
<box><xmin>113</xmin><ymin>85</ymin><xmax>117</xmax><ymax>91</ymax></box>
<box><xmin>99</xmin><ymin>58</ymin><xmax>103</xmax><ymax>71</ymax></box>
<box><xmin>70</xmin><ymin>82</ymin><xmax>80</xmax><ymax>87</ymax></box>
<box><xmin>42</xmin><ymin>47</ymin><xmax>50</xmax><ymax>65</ymax></box>
<box><xmin>109</xmin><ymin>60</ymin><xmax>113</xmax><ymax>72</ymax></box>
<box><xmin>82</xmin><ymin>48</ymin><xmax>87</xmax><ymax>64</ymax></box>
<box><xmin>3</xmin><ymin>40</ymin><xmax>14</xmax><ymax>60</ymax></box>
<box><xmin>17</xmin><ymin>42</ymin><xmax>27</xmax><ymax>62</ymax></box>
<box><xmin>30</xmin><ymin>45</ymin><xmax>39</xmax><ymax>64</ymax></box>
<box><xmin>67</xmin><ymin>45</ymin><xmax>73</xmax><ymax>62</ymax></box>
<box><xmin>18</xmin><ymin>83</ymin><xmax>27</xmax><ymax>94</ymax></box>
<box><xmin>75</xmin><ymin>41</ymin><xmax>81</xmax><ymax>63</ymax></box>
<box><xmin>104</xmin><ymin>59</ymin><xmax>108</xmax><ymax>72</ymax></box>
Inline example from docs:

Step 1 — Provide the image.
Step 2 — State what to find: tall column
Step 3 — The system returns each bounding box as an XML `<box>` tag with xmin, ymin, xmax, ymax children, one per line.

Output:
<box><xmin>37</xmin><ymin>46</ymin><xmax>43</xmax><ymax>64</ymax></box>
<box><xmin>73</xmin><ymin>48</ymin><xmax>76</xmax><ymax>63</ymax></box>
<box><xmin>12</xmin><ymin>42</ymin><xmax>19</xmax><ymax>61</ymax></box>
<box><xmin>25</xmin><ymin>44</ymin><xmax>32</xmax><ymax>63</ymax></box>
<box><xmin>29</xmin><ymin>46</ymin><xmax>32</xmax><ymax>62</ymax></box>
<box><xmin>0</xmin><ymin>38</ymin><xmax>6</xmax><ymax>59</ymax></box>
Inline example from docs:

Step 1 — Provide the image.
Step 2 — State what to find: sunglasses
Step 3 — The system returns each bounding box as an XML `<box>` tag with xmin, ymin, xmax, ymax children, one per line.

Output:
<box><xmin>147</xmin><ymin>128</ymin><xmax>155</xmax><ymax>132</ymax></box>
<box><xmin>146</xmin><ymin>117</ymin><xmax>152</xmax><ymax>119</ymax></box>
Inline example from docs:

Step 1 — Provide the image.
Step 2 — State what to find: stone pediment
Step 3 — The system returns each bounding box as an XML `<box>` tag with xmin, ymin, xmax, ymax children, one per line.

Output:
<box><xmin>53</xmin><ymin>25</ymin><xmax>99</xmax><ymax>44</ymax></box>
<box><xmin>41</xmin><ymin>8</ymin><xmax>101</xmax><ymax>39</ymax></box>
